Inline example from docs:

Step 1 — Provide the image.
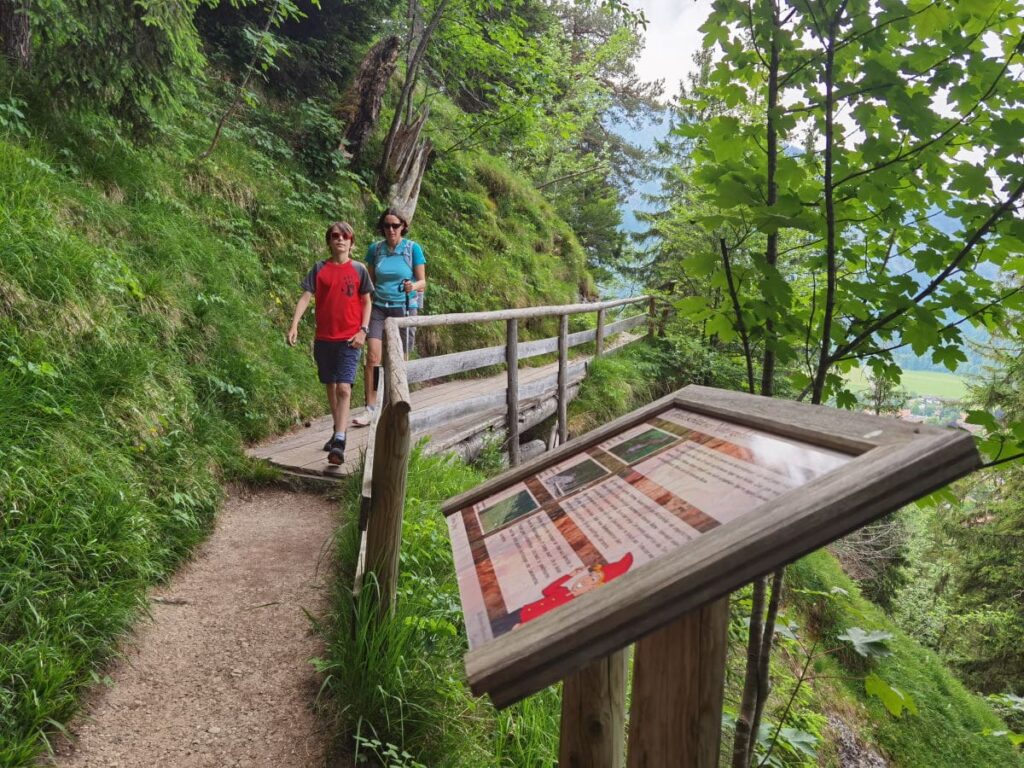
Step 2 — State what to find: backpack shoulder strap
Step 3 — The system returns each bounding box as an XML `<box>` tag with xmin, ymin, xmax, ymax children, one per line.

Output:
<box><xmin>400</xmin><ymin>239</ymin><xmax>415</xmax><ymax>270</ymax></box>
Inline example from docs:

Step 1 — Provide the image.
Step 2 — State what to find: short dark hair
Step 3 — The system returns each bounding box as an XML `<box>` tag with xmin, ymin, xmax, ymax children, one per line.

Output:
<box><xmin>325</xmin><ymin>221</ymin><xmax>355</xmax><ymax>245</ymax></box>
<box><xmin>377</xmin><ymin>208</ymin><xmax>409</xmax><ymax>236</ymax></box>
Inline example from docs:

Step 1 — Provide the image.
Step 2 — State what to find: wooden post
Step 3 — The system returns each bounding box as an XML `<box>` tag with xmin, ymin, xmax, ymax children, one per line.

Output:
<box><xmin>557</xmin><ymin>313</ymin><xmax>569</xmax><ymax>445</ymax></box>
<box><xmin>506</xmin><ymin>318</ymin><xmax>520</xmax><ymax>466</ymax></box>
<box><xmin>560</xmin><ymin>649</ymin><xmax>628</xmax><ymax>768</ymax></box>
<box><xmin>363</xmin><ymin>320</ymin><xmax>413</xmax><ymax>612</ymax></box>
<box><xmin>626</xmin><ymin>598</ymin><xmax>729</xmax><ymax>768</ymax></box>
<box><xmin>646</xmin><ymin>297</ymin><xmax>657</xmax><ymax>339</ymax></box>
<box><xmin>352</xmin><ymin>406</ymin><xmax>383</xmax><ymax>597</ymax></box>
<box><xmin>596</xmin><ymin>307</ymin><xmax>606</xmax><ymax>357</ymax></box>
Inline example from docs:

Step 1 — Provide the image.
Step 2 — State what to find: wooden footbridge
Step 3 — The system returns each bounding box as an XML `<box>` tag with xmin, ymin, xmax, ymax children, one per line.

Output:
<box><xmin>248</xmin><ymin>296</ymin><xmax>651</xmax><ymax>479</ymax></box>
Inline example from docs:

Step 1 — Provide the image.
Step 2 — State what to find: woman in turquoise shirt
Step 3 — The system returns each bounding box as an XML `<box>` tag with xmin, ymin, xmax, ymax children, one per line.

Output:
<box><xmin>353</xmin><ymin>207</ymin><xmax>427</xmax><ymax>426</ymax></box>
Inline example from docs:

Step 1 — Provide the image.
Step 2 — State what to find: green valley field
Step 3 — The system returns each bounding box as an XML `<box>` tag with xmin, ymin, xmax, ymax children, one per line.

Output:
<box><xmin>846</xmin><ymin>368</ymin><xmax>970</xmax><ymax>400</ymax></box>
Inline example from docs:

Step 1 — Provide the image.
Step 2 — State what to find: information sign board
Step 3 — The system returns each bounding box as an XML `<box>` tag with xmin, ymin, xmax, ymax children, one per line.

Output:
<box><xmin>442</xmin><ymin>385</ymin><xmax>980</xmax><ymax>708</ymax></box>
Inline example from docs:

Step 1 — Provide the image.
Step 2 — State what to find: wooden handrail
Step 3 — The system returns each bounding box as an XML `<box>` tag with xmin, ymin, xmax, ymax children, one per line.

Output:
<box><xmin>405</xmin><ymin>313</ymin><xmax>646</xmax><ymax>384</ymax></box>
<box><xmin>390</xmin><ymin>295</ymin><xmax>648</xmax><ymax>328</ymax></box>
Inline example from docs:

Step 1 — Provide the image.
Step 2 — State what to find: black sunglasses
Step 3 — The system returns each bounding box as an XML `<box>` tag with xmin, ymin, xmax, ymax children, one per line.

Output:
<box><xmin>382</xmin><ymin>222</ymin><xmax>403</xmax><ymax>230</ymax></box>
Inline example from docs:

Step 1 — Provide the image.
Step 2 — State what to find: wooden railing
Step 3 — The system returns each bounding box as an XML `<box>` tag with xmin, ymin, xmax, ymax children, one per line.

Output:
<box><xmin>354</xmin><ymin>295</ymin><xmax>650</xmax><ymax>604</ymax></box>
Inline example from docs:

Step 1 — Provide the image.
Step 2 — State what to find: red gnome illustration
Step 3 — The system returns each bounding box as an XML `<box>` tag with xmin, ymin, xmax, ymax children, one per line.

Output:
<box><xmin>518</xmin><ymin>552</ymin><xmax>634</xmax><ymax>625</ymax></box>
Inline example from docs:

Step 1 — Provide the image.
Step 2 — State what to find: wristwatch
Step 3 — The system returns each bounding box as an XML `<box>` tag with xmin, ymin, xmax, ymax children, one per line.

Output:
<box><xmin>360</xmin><ymin>325</ymin><xmax>369</xmax><ymax>333</ymax></box>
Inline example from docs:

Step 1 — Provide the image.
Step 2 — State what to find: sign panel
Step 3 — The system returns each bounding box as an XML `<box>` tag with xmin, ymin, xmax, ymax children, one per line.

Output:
<box><xmin>442</xmin><ymin>385</ymin><xmax>981</xmax><ymax>708</ymax></box>
<box><xmin>448</xmin><ymin>407</ymin><xmax>852</xmax><ymax>649</ymax></box>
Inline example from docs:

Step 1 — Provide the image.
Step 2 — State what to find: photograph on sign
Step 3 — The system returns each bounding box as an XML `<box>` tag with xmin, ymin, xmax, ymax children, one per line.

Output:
<box><xmin>447</xmin><ymin>406</ymin><xmax>853</xmax><ymax>649</ymax></box>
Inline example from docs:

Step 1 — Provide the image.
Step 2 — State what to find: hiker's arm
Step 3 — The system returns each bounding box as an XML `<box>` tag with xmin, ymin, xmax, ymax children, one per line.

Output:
<box><xmin>287</xmin><ymin>291</ymin><xmax>313</xmax><ymax>346</ymax></box>
<box><xmin>348</xmin><ymin>291</ymin><xmax>371</xmax><ymax>348</ymax></box>
<box><xmin>406</xmin><ymin>263</ymin><xmax>426</xmax><ymax>293</ymax></box>
<box><xmin>361</xmin><ymin>290</ymin><xmax>372</xmax><ymax>328</ymax></box>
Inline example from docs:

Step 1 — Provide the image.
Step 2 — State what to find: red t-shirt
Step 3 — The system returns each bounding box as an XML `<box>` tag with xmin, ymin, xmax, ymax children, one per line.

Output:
<box><xmin>301</xmin><ymin>259</ymin><xmax>373</xmax><ymax>341</ymax></box>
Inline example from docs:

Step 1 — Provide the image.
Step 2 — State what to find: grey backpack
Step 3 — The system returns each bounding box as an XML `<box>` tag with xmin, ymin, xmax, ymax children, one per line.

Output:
<box><xmin>373</xmin><ymin>239</ymin><xmax>420</xmax><ymax>307</ymax></box>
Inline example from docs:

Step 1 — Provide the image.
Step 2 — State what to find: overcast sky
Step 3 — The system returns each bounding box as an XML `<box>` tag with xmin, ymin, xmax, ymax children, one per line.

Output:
<box><xmin>630</xmin><ymin>0</ymin><xmax>715</xmax><ymax>101</ymax></box>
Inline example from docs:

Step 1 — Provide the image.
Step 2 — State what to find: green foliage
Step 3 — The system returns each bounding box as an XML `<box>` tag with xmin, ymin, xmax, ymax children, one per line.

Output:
<box><xmin>196</xmin><ymin>0</ymin><xmax>399</xmax><ymax>98</ymax></box>
<box><xmin>27</xmin><ymin>0</ymin><xmax>209</xmax><ymax>131</ymax></box>
<box><xmin>421</xmin><ymin>0</ymin><xmax>660</xmax><ymax>277</ymax></box>
<box><xmin>568</xmin><ymin>334</ymin><xmax>744</xmax><ymax>435</ymax></box>
<box><xmin>647</xmin><ymin>1</ymin><xmax>1024</xmax><ymax>411</ymax></box>
<box><xmin>893</xmin><ymin>327</ymin><xmax>1024</xmax><ymax>695</ymax></box>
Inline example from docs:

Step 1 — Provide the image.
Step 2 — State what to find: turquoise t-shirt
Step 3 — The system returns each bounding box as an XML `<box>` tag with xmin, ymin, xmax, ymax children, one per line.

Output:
<box><xmin>366</xmin><ymin>239</ymin><xmax>426</xmax><ymax>308</ymax></box>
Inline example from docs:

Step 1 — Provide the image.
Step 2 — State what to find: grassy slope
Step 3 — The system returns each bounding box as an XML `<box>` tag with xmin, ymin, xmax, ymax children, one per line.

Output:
<box><xmin>787</xmin><ymin>552</ymin><xmax>1021</xmax><ymax>767</ymax></box>
<box><xmin>0</xmin><ymin>82</ymin><xmax>589</xmax><ymax>764</ymax></box>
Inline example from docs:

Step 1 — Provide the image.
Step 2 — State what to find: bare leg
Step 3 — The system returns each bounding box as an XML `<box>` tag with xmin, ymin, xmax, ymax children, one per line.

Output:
<box><xmin>335</xmin><ymin>383</ymin><xmax>352</xmax><ymax>433</ymax></box>
<box><xmin>326</xmin><ymin>383</ymin><xmax>342</xmax><ymax>433</ymax></box>
<box><xmin>365</xmin><ymin>337</ymin><xmax>382</xmax><ymax>409</ymax></box>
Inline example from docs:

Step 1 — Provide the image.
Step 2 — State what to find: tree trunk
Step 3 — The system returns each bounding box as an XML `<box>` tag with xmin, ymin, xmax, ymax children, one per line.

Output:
<box><xmin>385</xmin><ymin>104</ymin><xmax>432</xmax><ymax>222</ymax></box>
<box><xmin>376</xmin><ymin>0</ymin><xmax>450</xmax><ymax>197</ymax></box>
<box><xmin>731</xmin><ymin>577</ymin><xmax>766</xmax><ymax>768</ymax></box>
<box><xmin>340</xmin><ymin>35</ymin><xmax>401</xmax><ymax>161</ymax></box>
<box><xmin>0</xmin><ymin>0</ymin><xmax>31</xmax><ymax>69</ymax></box>
<box><xmin>811</xmin><ymin>9</ymin><xmax>842</xmax><ymax>405</ymax></box>
<box><xmin>760</xmin><ymin>0</ymin><xmax>781</xmax><ymax>397</ymax></box>
<box><xmin>749</xmin><ymin>567</ymin><xmax>785</xmax><ymax>761</ymax></box>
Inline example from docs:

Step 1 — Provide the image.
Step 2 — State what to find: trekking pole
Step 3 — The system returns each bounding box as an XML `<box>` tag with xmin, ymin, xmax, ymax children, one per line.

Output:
<box><xmin>402</xmin><ymin>279</ymin><xmax>412</xmax><ymax>355</ymax></box>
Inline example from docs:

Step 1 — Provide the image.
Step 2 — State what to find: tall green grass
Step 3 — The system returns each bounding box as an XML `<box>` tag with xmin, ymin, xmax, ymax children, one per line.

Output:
<box><xmin>313</xmin><ymin>443</ymin><xmax>562</xmax><ymax>766</ymax></box>
<box><xmin>568</xmin><ymin>334</ymin><xmax>745</xmax><ymax>436</ymax></box>
<box><xmin>0</xmin><ymin>109</ymin><xmax>330</xmax><ymax>762</ymax></box>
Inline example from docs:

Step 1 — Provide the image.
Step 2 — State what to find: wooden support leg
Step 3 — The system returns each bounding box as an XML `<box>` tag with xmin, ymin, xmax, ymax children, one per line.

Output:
<box><xmin>560</xmin><ymin>649</ymin><xmax>628</xmax><ymax>768</ymax></box>
<box><xmin>626</xmin><ymin>598</ymin><xmax>729</xmax><ymax>768</ymax></box>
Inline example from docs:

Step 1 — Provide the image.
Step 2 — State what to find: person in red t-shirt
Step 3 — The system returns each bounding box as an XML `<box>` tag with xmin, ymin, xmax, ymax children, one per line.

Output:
<box><xmin>287</xmin><ymin>221</ymin><xmax>373</xmax><ymax>466</ymax></box>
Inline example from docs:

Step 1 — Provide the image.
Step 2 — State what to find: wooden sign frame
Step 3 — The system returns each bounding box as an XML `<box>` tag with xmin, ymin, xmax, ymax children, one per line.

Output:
<box><xmin>441</xmin><ymin>385</ymin><xmax>980</xmax><ymax>708</ymax></box>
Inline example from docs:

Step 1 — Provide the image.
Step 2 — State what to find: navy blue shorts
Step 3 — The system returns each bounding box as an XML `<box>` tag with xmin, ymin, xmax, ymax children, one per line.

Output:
<box><xmin>313</xmin><ymin>340</ymin><xmax>362</xmax><ymax>384</ymax></box>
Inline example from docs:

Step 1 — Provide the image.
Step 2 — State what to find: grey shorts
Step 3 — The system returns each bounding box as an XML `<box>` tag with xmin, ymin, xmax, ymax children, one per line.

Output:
<box><xmin>368</xmin><ymin>304</ymin><xmax>417</xmax><ymax>354</ymax></box>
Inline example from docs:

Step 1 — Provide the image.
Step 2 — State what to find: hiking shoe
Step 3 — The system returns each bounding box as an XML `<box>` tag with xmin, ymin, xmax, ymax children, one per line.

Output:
<box><xmin>323</xmin><ymin>436</ymin><xmax>335</xmax><ymax>451</ymax></box>
<box><xmin>327</xmin><ymin>438</ymin><xmax>346</xmax><ymax>466</ymax></box>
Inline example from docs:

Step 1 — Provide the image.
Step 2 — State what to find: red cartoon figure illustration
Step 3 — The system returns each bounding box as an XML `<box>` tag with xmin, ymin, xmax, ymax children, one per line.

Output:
<box><xmin>517</xmin><ymin>552</ymin><xmax>634</xmax><ymax>625</ymax></box>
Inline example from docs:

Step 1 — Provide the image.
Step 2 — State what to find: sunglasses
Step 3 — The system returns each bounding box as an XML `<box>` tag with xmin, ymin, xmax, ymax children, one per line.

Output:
<box><xmin>329</xmin><ymin>232</ymin><xmax>352</xmax><ymax>241</ymax></box>
<box><xmin>382</xmin><ymin>222</ymin><xmax>403</xmax><ymax>230</ymax></box>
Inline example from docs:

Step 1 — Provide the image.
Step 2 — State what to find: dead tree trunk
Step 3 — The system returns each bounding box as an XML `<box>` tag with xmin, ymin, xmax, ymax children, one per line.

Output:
<box><xmin>0</xmin><ymin>0</ymin><xmax>31</xmax><ymax>69</ymax></box>
<box><xmin>386</xmin><ymin>104</ymin><xmax>432</xmax><ymax>222</ymax></box>
<box><xmin>340</xmin><ymin>35</ymin><xmax>401</xmax><ymax>162</ymax></box>
<box><xmin>376</xmin><ymin>0</ymin><xmax>450</xmax><ymax>202</ymax></box>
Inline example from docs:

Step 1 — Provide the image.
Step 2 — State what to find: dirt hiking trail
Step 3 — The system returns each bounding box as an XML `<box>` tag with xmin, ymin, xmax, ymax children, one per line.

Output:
<box><xmin>50</xmin><ymin>485</ymin><xmax>343</xmax><ymax>768</ymax></box>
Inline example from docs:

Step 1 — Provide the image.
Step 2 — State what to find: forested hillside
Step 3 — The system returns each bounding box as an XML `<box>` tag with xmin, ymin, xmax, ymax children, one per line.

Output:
<box><xmin>2</xmin><ymin>1</ymin><xmax>1024</xmax><ymax>767</ymax></box>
